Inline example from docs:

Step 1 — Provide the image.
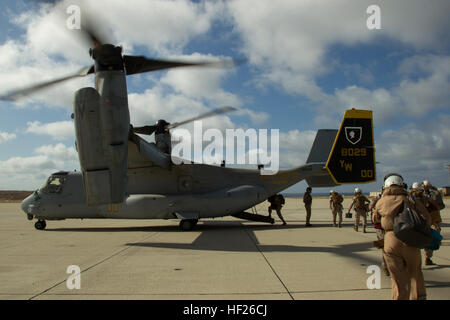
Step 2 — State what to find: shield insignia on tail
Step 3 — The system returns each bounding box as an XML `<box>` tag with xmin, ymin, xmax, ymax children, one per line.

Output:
<box><xmin>345</xmin><ymin>127</ymin><xmax>362</xmax><ymax>145</ymax></box>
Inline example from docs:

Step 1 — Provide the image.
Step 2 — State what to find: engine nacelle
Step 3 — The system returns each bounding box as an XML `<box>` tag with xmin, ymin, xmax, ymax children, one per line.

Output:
<box><xmin>73</xmin><ymin>87</ymin><xmax>128</xmax><ymax>206</ymax></box>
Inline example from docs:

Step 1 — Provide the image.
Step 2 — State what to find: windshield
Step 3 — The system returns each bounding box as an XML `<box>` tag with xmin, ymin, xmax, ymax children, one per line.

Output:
<box><xmin>40</xmin><ymin>175</ymin><xmax>66</xmax><ymax>194</ymax></box>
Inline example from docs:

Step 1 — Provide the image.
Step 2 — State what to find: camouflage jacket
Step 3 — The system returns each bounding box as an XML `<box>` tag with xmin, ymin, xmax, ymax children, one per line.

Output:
<box><xmin>303</xmin><ymin>192</ymin><xmax>312</xmax><ymax>205</ymax></box>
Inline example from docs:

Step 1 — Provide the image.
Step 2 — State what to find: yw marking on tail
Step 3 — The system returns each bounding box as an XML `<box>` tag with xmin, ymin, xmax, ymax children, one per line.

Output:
<box><xmin>340</xmin><ymin>160</ymin><xmax>353</xmax><ymax>172</ymax></box>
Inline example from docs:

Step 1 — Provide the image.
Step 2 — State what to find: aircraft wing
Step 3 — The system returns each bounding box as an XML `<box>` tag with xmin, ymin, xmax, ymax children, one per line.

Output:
<box><xmin>127</xmin><ymin>139</ymin><xmax>155</xmax><ymax>169</ymax></box>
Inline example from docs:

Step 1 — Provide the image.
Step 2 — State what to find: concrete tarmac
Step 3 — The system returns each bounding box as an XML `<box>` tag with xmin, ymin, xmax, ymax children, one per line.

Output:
<box><xmin>1</xmin><ymin>198</ymin><xmax>449</xmax><ymax>300</ymax></box>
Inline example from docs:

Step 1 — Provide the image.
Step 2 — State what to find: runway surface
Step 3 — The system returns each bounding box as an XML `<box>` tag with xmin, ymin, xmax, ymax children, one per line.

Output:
<box><xmin>1</xmin><ymin>198</ymin><xmax>449</xmax><ymax>300</ymax></box>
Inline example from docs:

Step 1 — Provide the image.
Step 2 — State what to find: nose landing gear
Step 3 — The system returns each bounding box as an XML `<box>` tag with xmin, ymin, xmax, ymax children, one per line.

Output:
<box><xmin>34</xmin><ymin>220</ymin><xmax>47</xmax><ymax>230</ymax></box>
<box><xmin>27</xmin><ymin>214</ymin><xmax>33</xmax><ymax>221</ymax></box>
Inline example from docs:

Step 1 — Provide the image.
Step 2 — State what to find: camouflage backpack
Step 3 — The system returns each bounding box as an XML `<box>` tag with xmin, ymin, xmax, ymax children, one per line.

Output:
<box><xmin>275</xmin><ymin>194</ymin><xmax>285</xmax><ymax>206</ymax></box>
<box><xmin>332</xmin><ymin>193</ymin><xmax>343</xmax><ymax>206</ymax></box>
<box><xmin>355</xmin><ymin>195</ymin><xmax>368</xmax><ymax>211</ymax></box>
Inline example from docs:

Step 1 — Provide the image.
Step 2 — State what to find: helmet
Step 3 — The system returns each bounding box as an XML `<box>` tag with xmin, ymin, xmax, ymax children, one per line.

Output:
<box><xmin>306</xmin><ymin>187</ymin><xmax>312</xmax><ymax>192</ymax></box>
<box><xmin>384</xmin><ymin>174</ymin><xmax>404</xmax><ymax>188</ymax></box>
<box><xmin>422</xmin><ymin>180</ymin><xmax>430</xmax><ymax>187</ymax></box>
<box><xmin>354</xmin><ymin>188</ymin><xmax>361</xmax><ymax>194</ymax></box>
<box><xmin>411</xmin><ymin>182</ymin><xmax>420</xmax><ymax>189</ymax></box>
<box><xmin>384</xmin><ymin>172</ymin><xmax>403</xmax><ymax>181</ymax></box>
<box><xmin>330</xmin><ymin>190</ymin><xmax>334</xmax><ymax>194</ymax></box>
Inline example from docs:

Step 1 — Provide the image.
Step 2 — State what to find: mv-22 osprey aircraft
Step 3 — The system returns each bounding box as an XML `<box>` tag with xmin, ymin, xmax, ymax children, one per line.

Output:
<box><xmin>2</xmin><ymin>11</ymin><xmax>376</xmax><ymax>231</ymax></box>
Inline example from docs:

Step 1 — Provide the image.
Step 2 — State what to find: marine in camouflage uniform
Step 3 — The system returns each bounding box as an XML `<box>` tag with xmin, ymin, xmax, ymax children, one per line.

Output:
<box><xmin>303</xmin><ymin>187</ymin><xmax>313</xmax><ymax>227</ymax></box>
<box><xmin>268</xmin><ymin>194</ymin><xmax>287</xmax><ymax>225</ymax></box>
<box><xmin>329</xmin><ymin>191</ymin><xmax>343</xmax><ymax>227</ymax></box>
<box><xmin>348</xmin><ymin>188</ymin><xmax>370</xmax><ymax>233</ymax></box>
<box><xmin>420</xmin><ymin>181</ymin><xmax>443</xmax><ymax>265</ymax></box>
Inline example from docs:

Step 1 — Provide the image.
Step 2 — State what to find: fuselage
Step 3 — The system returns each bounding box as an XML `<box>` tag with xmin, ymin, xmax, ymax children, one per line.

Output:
<box><xmin>21</xmin><ymin>162</ymin><xmax>327</xmax><ymax>221</ymax></box>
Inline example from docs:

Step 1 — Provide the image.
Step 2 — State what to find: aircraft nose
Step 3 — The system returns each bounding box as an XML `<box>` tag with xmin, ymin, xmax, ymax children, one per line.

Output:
<box><xmin>21</xmin><ymin>194</ymin><xmax>34</xmax><ymax>214</ymax></box>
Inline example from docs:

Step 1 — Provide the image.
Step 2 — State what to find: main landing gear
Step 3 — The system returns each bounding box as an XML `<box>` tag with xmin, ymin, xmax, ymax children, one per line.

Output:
<box><xmin>179</xmin><ymin>219</ymin><xmax>198</xmax><ymax>231</ymax></box>
<box><xmin>34</xmin><ymin>220</ymin><xmax>47</xmax><ymax>230</ymax></box>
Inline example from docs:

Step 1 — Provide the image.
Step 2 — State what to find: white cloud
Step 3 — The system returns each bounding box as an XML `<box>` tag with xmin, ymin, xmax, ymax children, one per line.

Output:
<box><xmin>84</xmin><ymin>0</ymin><xmax>222</xmax><ymax>55</ymax></box>
<box><xmin>306</xmin><ymin>54</ymin><xmax>450</xmax><ymax>128</ymax></box>
<box><xmin>228</xmin><ymin>0</ymin><xmax>450</xmax><ymax>76</ymax></box>
<box><xmin>128</xmin><ymin>88</ymin><xmax>235</xmax><ymax>131</ymax></box>
<box><xmin>0</xmin><ymin>132</ymin><xmax>17</xmax><ymax>144</ymax></box>
<box><xmin>376</xmin><ymin>115</ymin><xmax>450</xmax><ymax>187</ymax></box>
<box><xmin>0</xmin><ymin>143</ymin><xmax>79</xmax><ymax>190</ymax></box>
<box><xmin>0</xmin><ymin>40</ymin><xmax>92</xmax><ymax>109</ymax></box>
<box><xmin>26</xmin><ymin>121</ymin><xmax>74</xmax><ymax>140</ymax></box>
<box><xmin>278</xmin><ymin>129</ymin><xmax>317</xmax><ymax>168</ymax></box>
<box><xmin>227</xmin><ymin>0</ymin><xmax>450</xmax><ymax>127</ymax></box>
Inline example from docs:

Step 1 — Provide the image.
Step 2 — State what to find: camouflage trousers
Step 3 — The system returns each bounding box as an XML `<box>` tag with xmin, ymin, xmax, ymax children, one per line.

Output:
<box><xmin>331</xmin><ymin>207</ymin><xmax>342</xmax><ymax>226</ymax></box>
<box><xmin>354</xmin><ymin>209</ymin><xmax>367</xmax><ymax>227</ymax></box>
<box><xmin>268</xmin><ymin>206</ymin><xmax>286</xmax><ymax>224</ymax></box>
<box><xmin>305</xmin><ymin>204</ymin><xmax>312</xmax><ymax>224</ymax></box>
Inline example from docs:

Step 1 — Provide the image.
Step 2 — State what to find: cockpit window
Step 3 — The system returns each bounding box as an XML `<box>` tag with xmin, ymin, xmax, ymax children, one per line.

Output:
<box><xmin>40</xmin><ymin>176</ymin><xmax>66</xmax><ymax>194</ymax></box>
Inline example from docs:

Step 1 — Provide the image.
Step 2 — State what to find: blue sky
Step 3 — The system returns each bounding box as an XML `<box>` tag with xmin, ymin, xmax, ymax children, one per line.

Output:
<box><xmin>0</xmin><ymin>0</ymin><xmax>449</xmax><ymax>193</ymax></box>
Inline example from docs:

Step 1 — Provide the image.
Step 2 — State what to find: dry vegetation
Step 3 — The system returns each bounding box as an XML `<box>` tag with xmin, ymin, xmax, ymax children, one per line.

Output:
<box><xmin>0</xmin><ymin>191</ymin><xmax>33</xmax><ymax>203</ymax></box>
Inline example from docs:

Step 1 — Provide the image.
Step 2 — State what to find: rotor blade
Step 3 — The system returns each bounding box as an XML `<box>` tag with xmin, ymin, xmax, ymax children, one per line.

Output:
<box><xmin>133</xmin><ymin>125</ymin><xmax>158</xmax><ymax>136</ymax></box>
<box><xmin>29</xmin><ymin>0</ymin><xmax>110</xmax><ymax>49</ymax></box>
<box><xmin>79</xmin><ymin>12</ymin><xmax>112</xmax><ymax>48</ymax></box>
<box><xmin>165</xmin><ymin>106</ymin><xmax>237</xmax><ymax>130</ymax></box>
<box><xmin>0</xmin><ymin>66</ymin><xmax>94</xmax><ymax>101</ymax></box>
<box><xmin>124</xmin><ymin>56</ymin><xmax>241</xmax><ymax>76</ymax></box>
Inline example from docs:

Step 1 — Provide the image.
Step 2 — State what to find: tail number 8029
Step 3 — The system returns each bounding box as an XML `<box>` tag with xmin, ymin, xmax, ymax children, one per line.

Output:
<box><xmin>341</xmin><ymin>148</ymin><xmax>367</xmax><ymax>157</ymax></box>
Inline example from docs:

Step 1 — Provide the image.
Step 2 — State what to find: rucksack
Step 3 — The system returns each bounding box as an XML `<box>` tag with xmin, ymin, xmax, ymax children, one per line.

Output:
<box><xmin>355</xmin><ymin>195</ymin><xmax>367</xmax><ymax>210</ymax></box>
<box><xmin>394</xmin><ymin>199</ymin><xmax>433</xmax><ymax>248</ymax></box>
<box><xmin>428</xmin><ymin>189</ymin><xmax>445</xmax><ymax>210</ymax></box>
<box><xmin>333</xmin><ymin>193</ymin><xmax>343</xmax><ymax>205</ymax></box>
<box><xmin>426</xmin><ymin>229</ymin><xmax>443</xmax><ymax>250</ymax></box>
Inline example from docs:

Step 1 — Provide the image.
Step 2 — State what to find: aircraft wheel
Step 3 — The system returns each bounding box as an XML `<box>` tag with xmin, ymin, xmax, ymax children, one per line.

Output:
<box><xmin>27</xmin><ymin>214</ymin><xmax>33</xmax><ymax>221</ymax></box>
<box><xmin>35</xmin><ymin>220</ymin><xmax>46</xmax><ymax>230</ymax></box>
<box><xmin>179</xmin><ymin>219</ymin><xmax>196</xmax><ymax>231</ymax></box>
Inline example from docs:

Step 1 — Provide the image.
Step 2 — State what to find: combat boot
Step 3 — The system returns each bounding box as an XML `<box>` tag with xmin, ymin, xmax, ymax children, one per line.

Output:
<box><xmin>425</xmin><ymin>258</ymin><xmax>435</xmax><ymax>266</ymax></box>
<box><xmin>363</xmin><ymin>226</ymin><xmax>366</xmax><ymax>233</ymax></box>
<box><xmin>353</xmin><ymin>226</ymin><xmax>358</xmax><ymax>232</ymax></box>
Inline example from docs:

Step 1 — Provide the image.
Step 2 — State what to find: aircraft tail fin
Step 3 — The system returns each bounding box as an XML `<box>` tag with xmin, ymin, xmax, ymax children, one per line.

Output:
<box><xmin>305</xmin><ymin>129</ymin><xmax>339</xmax><ymax>187</ymax></box>
<box><xmin>306</xmin><ymin>129</ymin><xmax>338</xmax><ymax>164</ymax></box>
<box><xmin>325</xmin><ymin>109</ymin><xmax>376</xmax><ymax>184</ymax></box>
